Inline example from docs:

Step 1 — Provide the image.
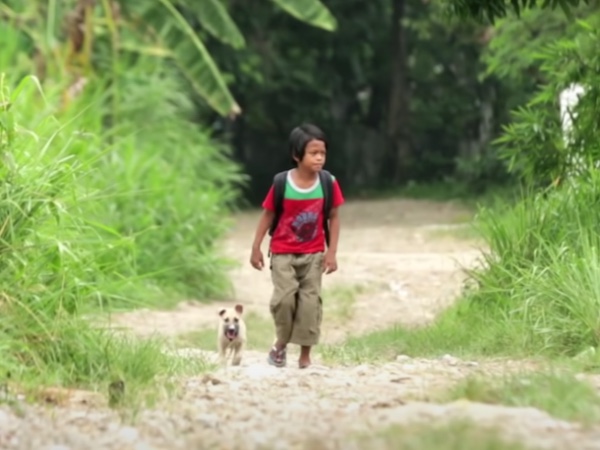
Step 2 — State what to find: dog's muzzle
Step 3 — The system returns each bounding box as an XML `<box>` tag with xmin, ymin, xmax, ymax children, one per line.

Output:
<box><xmin>224</xmin><ymin>323</ymin><xmax>239</xmax><ymax>340</ymax></box>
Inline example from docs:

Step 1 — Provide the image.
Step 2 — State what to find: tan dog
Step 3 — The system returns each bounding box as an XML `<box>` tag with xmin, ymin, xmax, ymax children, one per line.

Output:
<box><xmin>217</xmin><ymin>304</ymin><xmax>247</xmax><ymax>366</ymax></box>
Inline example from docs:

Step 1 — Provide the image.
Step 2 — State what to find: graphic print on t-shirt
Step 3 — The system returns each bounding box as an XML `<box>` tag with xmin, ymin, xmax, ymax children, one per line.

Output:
<box><xmin>262</xmin><ymin>170</ymin><xmax>345</xmax><ymax>254</ymax></box>
<box><xmin>291</xmin><ymin>210</ymin><xmax>319</xmax><ymax>242</ymax></box>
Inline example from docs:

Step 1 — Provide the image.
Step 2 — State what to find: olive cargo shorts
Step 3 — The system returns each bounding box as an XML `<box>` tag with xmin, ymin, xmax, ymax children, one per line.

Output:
<box><xmin>269</xmin><ymin>252</ymin><xmax>324</xmax><ymax>347</ymax></box>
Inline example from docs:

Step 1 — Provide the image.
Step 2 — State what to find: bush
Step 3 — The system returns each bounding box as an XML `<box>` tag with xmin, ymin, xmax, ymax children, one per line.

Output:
<box><xmin>0</xmin><ymin>75</ymin><xmax>186</xmax><ymax>393</ymax></box>
<box><xmin>2</xmin><ymin>36</ymin><xmax>246</xmax><ymax>308</ymax></box>
<box><xmin>324</xmin><ymin>173</ymin><xmax>600</xmax><ymax>361</ymax></box>
<box><xmin>466</xmin><ymin>174</ymin><xmax>600</xmax><ymax>355</ymax></box>
<box><xmin>325</xmin><ymin>19</ymin><xmax>600</xmax><ymax>362</ymax></box>
<box><xmin>0</xmin><ymin>9</ymin><xmax>244</xmax><ymax>396</ymax></box>
<box><xmin>493</xmin><ymin>17</ymin><xmax>600</xmax><ymax>187</ymax></box>
<box><xmin>65</xmin><ymin>65</ymin><xmax>246</xmax><ymax>306</ymax></box>
<box><xmin>0</xmin><ymin>59</ymin><xmax>240</xmax><ymax>389</ymax></box>
<box><xmin>459</xmin><ymin>19</ymin><xmax>600</xmax><ymax>357</ymax></box>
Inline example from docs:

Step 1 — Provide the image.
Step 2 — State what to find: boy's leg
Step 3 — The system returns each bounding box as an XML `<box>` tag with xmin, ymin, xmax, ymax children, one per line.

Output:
<box><xmin>289</xmin><ymin>252</ymin><xmax>324</xmax><ymax>367</ymax></box>
<box><xmin>299</xmin><ymin>345</ymin><xmax>312</xmax><ymax>368</ymax></box>
<box><xmin>268</xmin><ymin>254</ymin><xmax>299</xmax><ymax>366</ymax></box>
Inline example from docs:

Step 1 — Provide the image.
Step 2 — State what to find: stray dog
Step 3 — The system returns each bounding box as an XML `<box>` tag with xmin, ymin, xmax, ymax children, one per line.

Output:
<box><xmin>217</xmin><ymin>304</ymin><xmax>246</xmax><ymax>366</ymax></box>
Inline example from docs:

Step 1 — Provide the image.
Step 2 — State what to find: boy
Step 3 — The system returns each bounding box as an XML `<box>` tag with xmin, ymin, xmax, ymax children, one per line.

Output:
<box><xmin>249</xmin><ymin>123</ymin><xmax>345</xmax><ymax>369</ymax></box>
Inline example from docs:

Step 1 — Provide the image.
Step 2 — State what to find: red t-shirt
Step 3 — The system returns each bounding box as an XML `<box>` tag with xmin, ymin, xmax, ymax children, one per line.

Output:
<box><xmin>262</xmin><ymin>171</ymin><xmax>345</xmax><ymax>254</ymax></box>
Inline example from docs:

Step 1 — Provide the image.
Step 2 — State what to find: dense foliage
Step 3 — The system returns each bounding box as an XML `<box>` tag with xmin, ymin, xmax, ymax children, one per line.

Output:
<box><xmin>334</xmin><ymin>2</ymin><xmax>600</xmax><ymax>361</ymax></box>
<box><xmin>450</xmin><ymin>7</ymin><xmax>600</xmax><ymax>357</ymax></box>
<box><xmin>208</xmin><ymin>0</ymin><xmax>511</xmax><ymax>200</ymax></box>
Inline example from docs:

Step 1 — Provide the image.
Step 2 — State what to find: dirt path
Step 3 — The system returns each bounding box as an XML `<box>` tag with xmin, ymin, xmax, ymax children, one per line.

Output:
<box><xmin>108</xmin><ymin>198</ymin><xmax>483</xmax><ymax>345</ymax></box>
<box><xmin>4</xmin><ymin>350</ymin><xmax>599</xmax><ymax>450</ymax></box>
<box><xmin>3</xmin><ymin>198</ymin><xmax>600</xmax><ymax>449</ymax></box>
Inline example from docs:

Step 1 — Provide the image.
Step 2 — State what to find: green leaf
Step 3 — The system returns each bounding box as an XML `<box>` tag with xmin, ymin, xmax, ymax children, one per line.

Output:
<box><xmin>576</xmin><ymin>18</ymin><xmax>594</xmax><ymax>31</ymax></box>
<box><xmin>183</xmin><ymin>0</ymin><xmax>246</xmax><ymax>49</ymax></box>
<box><xmin>118</xmin><ymin>41</ymin><xmax>172</xmax><ymax>57</ymax></box>
<box><xmin>268</xmin><ymin>0</ymin><xmax>338</xmax><ymax>31</ymax></box>
<box><xmin>157</xmin><ymin>0</ymin><xmax>241</xmax><ymax>117</ymax></box>
<box><xmin>9</xmin><ymin>74</ymin><xmax>46</xmax><ymax>105</ymax></box>
<box><xmin>445</xmin><ymin>0</ymin><xmax>589</xmax><ymax>22</ymax></box>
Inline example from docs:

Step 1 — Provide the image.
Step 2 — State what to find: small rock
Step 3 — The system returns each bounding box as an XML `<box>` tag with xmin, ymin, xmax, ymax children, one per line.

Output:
<box><xmin>344</xmin><ymin>402</ymin><xmax>361</xmax><ymax>413</ymax></box>
<box><xmin>465</xmin><ymin>361</ymin><xmax>479</xmax><ymax>367</ymax></box>
<box><xmin>390</xmin><ymin>376</ymin><xmax>411</xmax><ymax>383</ymax></box>
<box><xmin>134</xmin><ymin>444</ymin><xmax>154</xmax><ymax>450</ymax></box>
<box><xmin>245</xmin><ymin>431</ymin><xmax>270</xmax><ymax>448</ymax></box>
<box><xmin>353</xmin><ymin>364</ymin><xmax>370</xmax><ymax>375</ymax></box>
<box><xmin>396</xmin><ymin>355</ymin><xmax>411</xmax><ymax>363</ymax></box>
<box><xmin>298</xmin><ymin>379</ymin><xmax>312</xmax><ymax>388</ymax></box>
<box><xmin>441</xmin><ymin>354</ymin><xmax>459</xmax><ymax>366</ymax></box>
<box><xmin>372</xmin><ymin>397</ymin><xmax>405</xmax><ymax>408</ymax></box>
<box><xmin>212</xmin><ymin>398</ymin><xmax>226</xmax><ymax>407</ymax></box>
<box><xmin>196</xmin><ymin>413</ymin><xmax>219</xmax><ymax>429</ymax></box>
<box><xmin>201</xmin><ymin>374</ymin><xmax>222</xmax><ymax>385</ymax></box>
<box><xmin>118</xmin><ymin>426</ymin><xmax>139</xmax><ymax>443</ymax></box>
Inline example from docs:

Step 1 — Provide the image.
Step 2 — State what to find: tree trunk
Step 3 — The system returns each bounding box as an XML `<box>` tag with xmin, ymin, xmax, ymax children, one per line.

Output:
<box><xmin>386</xmin><ymin>0</ymin><xmax>412</xmax><ymax>182</ymax></box>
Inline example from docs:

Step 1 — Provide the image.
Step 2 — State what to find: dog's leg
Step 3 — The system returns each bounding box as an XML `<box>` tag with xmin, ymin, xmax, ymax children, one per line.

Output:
<box><xmin>218</xmin><ymin>339</ymin><xmax>228</xmax><ymax>367</ymax></box>
<box><xmin>232</xmin><ymin>343</ymin><xmax>243</xmax><ymax>366</ymax></box>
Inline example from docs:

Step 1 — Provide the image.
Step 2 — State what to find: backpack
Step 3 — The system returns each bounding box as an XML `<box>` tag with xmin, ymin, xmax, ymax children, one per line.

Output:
<box><xmin>268</xmin><ymin>169</ymin><xmax>334</xmax><ymax>248</ymax></box>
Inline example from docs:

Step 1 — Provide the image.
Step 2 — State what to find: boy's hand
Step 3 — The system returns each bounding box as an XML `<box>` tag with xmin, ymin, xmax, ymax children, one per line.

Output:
<box><xmin>323</xmin><ymin>250</ymin><xmax>338</xmax><ymax>274</ymax></box>
<box><xmin>250</xmin><ymin>247</ymin><xmax>264</xmax><ymax>270</ymax></box>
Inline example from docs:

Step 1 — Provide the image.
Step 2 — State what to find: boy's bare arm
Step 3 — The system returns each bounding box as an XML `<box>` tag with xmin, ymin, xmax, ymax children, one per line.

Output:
<box><xmin>250</xmin><ymin>209</ymin><xmax>275</xmax><ymax>270</ymax></box>
<box><xmin>323</xmin><ymin>207</ymin><xmax>341</xmax><ymax>274</ymax></box>
<box><xmin>327</xmin><ymin>207</ymin><xmax>341</xmax><ymax>254</ymax></box>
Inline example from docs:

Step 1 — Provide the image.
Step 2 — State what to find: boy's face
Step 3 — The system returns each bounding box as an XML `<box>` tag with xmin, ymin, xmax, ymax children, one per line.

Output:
<box><xmin>298</xmin><ymin>139</ymin><xmax>326</xmax><ymax>172</ymax></box>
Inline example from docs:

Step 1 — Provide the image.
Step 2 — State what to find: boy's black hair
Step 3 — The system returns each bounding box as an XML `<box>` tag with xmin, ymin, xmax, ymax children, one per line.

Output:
<box><xmin>289</xmin><ymin>123</ymin><xmax>327</xmax><ymax>165</ymax></box>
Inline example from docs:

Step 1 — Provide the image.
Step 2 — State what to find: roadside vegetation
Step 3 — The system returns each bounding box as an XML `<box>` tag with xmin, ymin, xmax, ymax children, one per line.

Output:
<box><xmin>322</xmin><ymin>11</ymin><xmax>600</xmax><ymax>428</ymax></box>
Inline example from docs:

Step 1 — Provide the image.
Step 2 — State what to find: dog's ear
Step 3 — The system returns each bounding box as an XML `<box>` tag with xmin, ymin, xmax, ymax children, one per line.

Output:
<box><xmin>218</xmin><ymin>308</ymin><xmax>226</xmax><ymax>317</ymax></box>
<box><xmin>234</xmin><ymin>304</ymin><xmax>244</xmax><ymax>315</ymax></box>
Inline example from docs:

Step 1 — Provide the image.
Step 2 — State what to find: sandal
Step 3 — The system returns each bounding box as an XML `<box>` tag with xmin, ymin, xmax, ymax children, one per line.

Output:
<box><xmin>267</xmin><ymin>346</ymin><xmax>287</xmax><ymax>368</ymax></box>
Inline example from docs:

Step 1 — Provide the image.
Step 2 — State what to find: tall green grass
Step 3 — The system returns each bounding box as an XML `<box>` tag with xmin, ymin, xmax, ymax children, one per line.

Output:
<box><xmin>0</xmin><ymin>46</ymin><xmax>241</xmax><ymax>392</ymax></box>
<box><xmin>1</xmin><ymin>16</ymin><xmax>246</xmax><ymax>308</ymax></box>
<box><xmin>326</xmin><ymin>172</ymin><xmax>600</xmax><ymax>363</ymax></box>
<box><xmin>0</xmin><ymin>74</ymin><xmax>198</xmax><ymax>396</ymax></box>
<box><xmin>464</xmin><ymin>172</ymin><xmax>600</xmax><ymax>356</ymax></box>
<box><xmin>62</xmin><ymin>66</ymin><xmax>245</xmax><ymax>307</ymax></box>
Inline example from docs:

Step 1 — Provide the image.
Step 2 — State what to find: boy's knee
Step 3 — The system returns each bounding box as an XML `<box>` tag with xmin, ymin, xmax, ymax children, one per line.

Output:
<box><xmin>269</xmin><ymin>290</ymin><xmax>296</xmax><ymax>317</ymax></box>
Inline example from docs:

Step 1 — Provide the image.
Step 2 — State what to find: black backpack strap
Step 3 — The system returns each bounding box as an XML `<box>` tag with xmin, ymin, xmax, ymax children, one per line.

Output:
<box><xmin>268</xmin><ymin>170</ymin><xmax>288</xmax><ymax>239</ymax></box>
<box><xmin>318</xmin><ymin>170</ymin><xmax>334</xmax><ymax>248</ymax></box>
